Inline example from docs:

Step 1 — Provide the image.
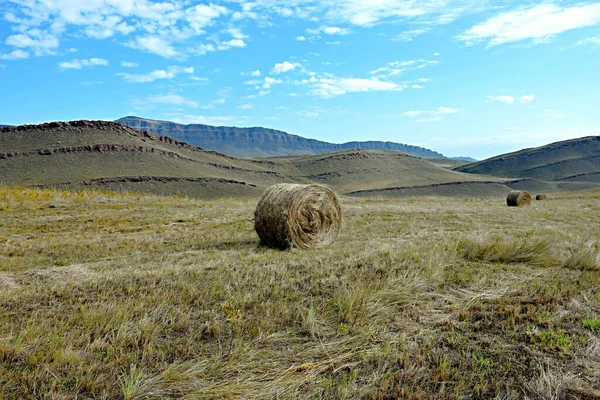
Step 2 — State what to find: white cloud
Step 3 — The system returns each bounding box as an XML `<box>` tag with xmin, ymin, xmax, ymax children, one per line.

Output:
<box><xmin>402</xmin><ymin>106</ymin><xmax>461</xmax><ymax>118</ymax></box>
<box><xmin>520</xmin><ymin>94</ymin><xmax>535</xmax><ymax>104</ymax></box>
<box><xmin>310</xmin><ymin>76</ymin><xmax>406</xmax><ymax>98</ymax></box>
<box><xmin>271</xmin><ymin>61</ymin><xmax>300</xmax><ymax>74</ymax></box>
<box><xmin>488</xmin><ymin>95</ymin><xmax>515</xmax><ymax>104</ymax></box>
<box><xmin>3</xmin><ymin>1</ymin><xmax>230</xmax><ymax>58</ymax></box>
<box><xmin>130</xmin><ymin>36</ymin><xmax>178</xmax><ymax>58</ymax></box>
<box><xmin>393</xmin><ymin>29</ymin><xmax>428</xmax><ymax>42</ymax></box>
<box><xmin>411</xmin><ymin>84</ymin><xmax>423</xmax><ymax>89</ymax></box>
<box><xmin>578</xmin><ymin>36</ymin><xmax>600</xmax><ymax>45</ymax></box>
<box><xmin>433</xmin><ymin>52</ymin><xmax>441</xmax><ymax>56</ymax></box>
<box><xmin>1</xmin><ymin>50</ymin><xmax>29</xmax><ymax>60</ymax></box>
<box><xmin>322</xmin><ymin>26</ymin><xmax>350</xmax><ymax>35</ymax></box>
<box><xmin>239</xmin><ymin>104</ymin><xmax>253</xmax><ymax>110</ymax></box>
<box><xmin>250</xmin><ymin>70</ymin><xmax>261</xmax><ymax>77</ymax></box>
<box><xmin>59</xmin><ymin>58</ymin><xmax>109</xmax><ymax>69</ymax></box>
<box><xmin>121</xmin><ymin>61</ymin><xmax>138</xmax><ymax>68</ymax></box>
<box><xmin>217</xmin><ymin>39</ymin><xmax>247</xmax><ymax>50</ymax></box>
<box><xmin>459</xmin><ymin>3</ymin><xmax>600</xmax><ymax>47</ymax></box>
<box><xmin>263</xmin><ymin>77</ymin><xmax>282</xmax><ymax>88</ymax></box>
<box><xmin>227</xmin><ymin>27</ymin><xmax>248</xmax><ymax>40</ymax></box>
<box><xmin>147</xmin><ymin>93</ymin><xmax>198</xmax><ymax>107</ymax></box>
<box><xmin>118</xmin><ymin>65</ymin><xmax>194</xmax><ymax>83</ymax></box>
<box><xmin>191</xmin><ymin>43</ymin><xmax>216</xmax><ymax>55</ymax></box>
<box><xmin>371</xmin><ymin>59</ymin><xmax>439</xmax><ymax>77</ymax></box>
<box><xmin>186</xmin><ymin>4</ymin><xmax>229</xmax><ymax>33</ymax></box>
<box><xmin>6</xmin><ymin>30</ymin><xmax>59</xmax><ymax>55</ymax></box>
<box><xmin>296</xmin><ymin>35</ymin><xmax>306</xmax><ymax>41</ymax></box>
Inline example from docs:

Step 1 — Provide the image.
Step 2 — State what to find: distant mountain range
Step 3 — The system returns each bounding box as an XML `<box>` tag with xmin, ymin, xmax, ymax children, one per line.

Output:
<box><xmin>455</xmin><ymin>136</ymin><xmax>600</xmax><ymax>183</ymax></box>
<box><xmin>115</xmin><ymin>116</ymin><xmax>451</xmax><ymax>159</ymax></box>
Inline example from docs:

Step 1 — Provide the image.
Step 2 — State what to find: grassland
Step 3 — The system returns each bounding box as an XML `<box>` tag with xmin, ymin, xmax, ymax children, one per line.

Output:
<box><xmin>1</xmin><ymin>187</ymin><xmax>599</xmax><ymax>399</ymax></box>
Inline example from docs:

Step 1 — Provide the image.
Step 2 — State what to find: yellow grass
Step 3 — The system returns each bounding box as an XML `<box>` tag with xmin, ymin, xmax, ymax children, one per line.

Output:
<box><xmin>1</xmin><ymin>188</ymin><xmax>599</xmax><ymax>399</ymax></box>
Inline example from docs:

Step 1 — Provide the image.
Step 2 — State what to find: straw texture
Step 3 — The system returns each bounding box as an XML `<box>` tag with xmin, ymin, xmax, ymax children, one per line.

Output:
<box><xmin>254</xmin><ymin>183</ymin><xmax>342</xmax><ymax>249</ymax></box>
<box><xmin>507</xmin><ymin>190</ymin><xmax>532</xmax><ymax>207</ymax></box>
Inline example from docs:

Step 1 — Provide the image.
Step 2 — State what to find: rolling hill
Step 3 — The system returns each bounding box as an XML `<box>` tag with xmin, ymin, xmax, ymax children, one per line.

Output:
<box><xmin>2</xmin><ymin>120</ymin><xmax>597</xmax><ymax>198</ymax></box>
<box><xmin>0</xmin><ymin>120</ymin><xmax>499</xmax><ymax>198</ymax></box>
<box><xmin>115</xmin><ymin>116</ymin><xmax>446</xmax><ymax>158</ymax></box>
<box><xmin>456</xmin><ymin>136</ymin><xmax>600</xmax><ymax>182</ymax></box>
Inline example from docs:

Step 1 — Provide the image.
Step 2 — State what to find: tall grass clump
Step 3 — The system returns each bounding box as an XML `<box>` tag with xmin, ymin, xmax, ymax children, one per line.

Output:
<box><xmin>457</xmin><ymin>233</ymin><xmax>557</xmax><ymax>265</ymax></box>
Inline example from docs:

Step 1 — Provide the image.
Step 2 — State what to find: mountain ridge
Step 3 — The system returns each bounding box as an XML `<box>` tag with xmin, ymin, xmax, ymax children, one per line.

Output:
<box><xmin>115</xmin><ymin>116</ymin><xmax>446</xmax><ymax>159</ymax></box>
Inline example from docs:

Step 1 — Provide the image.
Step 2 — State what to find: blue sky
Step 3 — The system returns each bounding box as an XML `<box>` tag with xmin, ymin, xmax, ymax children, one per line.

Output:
<box><xmin>0</xmin><ymin>1</ymin><xmax>599</xmax><ymax>159</ymax></box>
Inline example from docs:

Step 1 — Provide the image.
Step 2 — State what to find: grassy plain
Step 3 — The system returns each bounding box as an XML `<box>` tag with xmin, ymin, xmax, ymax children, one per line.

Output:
<box><xmin>1</xmin><ymin>187</ymin><xmax>599</xmax><ymax>399</ymax></box>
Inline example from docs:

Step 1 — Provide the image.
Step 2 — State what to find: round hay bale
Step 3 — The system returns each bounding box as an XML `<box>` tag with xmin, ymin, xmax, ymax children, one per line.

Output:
<box><xmin>536</xmin><ymin>194</ymin><xmax>547</xmax><ymax>200</ymax></box>
<box><xmin>507</xmin><ymin>190</ymin><xmax>532</xmax><ymax>207</ymax></box>
<box><xmin>254</xmin><ymin>183</ymin><xmax>342</xmax><ymax>249</ymax></box>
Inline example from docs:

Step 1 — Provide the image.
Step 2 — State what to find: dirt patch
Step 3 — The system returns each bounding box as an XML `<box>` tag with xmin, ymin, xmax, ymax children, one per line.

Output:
<box><xmin>0</xmin><ymin>273</ymin><xmax>22</xmax><ymax>292</ymax></box>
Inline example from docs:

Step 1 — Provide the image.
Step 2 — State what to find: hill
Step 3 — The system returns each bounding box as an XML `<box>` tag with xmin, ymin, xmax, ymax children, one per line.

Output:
<box><xmin>115</xmin><ymin>116</ymin><xmax>445</xmax><ymax>158</ymax></box>
<box><xmin>455</xmin><ymin>136</ymin><xmax>600</xmax><ymax>182</ymax></box>
<box><xmin>3</xmin><ymin>120</ymin><xmax>597</xmax><ymax>198</ymax></box>
<box><xmin>0</xmin><ymin>120</ymin><xmax>501</xmax><ymax>198</ymax></box>
<box><xmin>0</xmin><ymin>121</ymin><xmax>275</xmax><ymax>198</ymax></box>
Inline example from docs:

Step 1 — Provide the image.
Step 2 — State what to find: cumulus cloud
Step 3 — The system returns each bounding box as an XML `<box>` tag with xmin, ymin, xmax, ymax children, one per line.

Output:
<box><xmin>191</xmin><ymin>43</ymin><xmax>216</xmax><ymax>55</ymax></box>
<box><xmin>217</xmin><ymin>39</ymin><xmax>247</xmax><ymax>51</ymax></box>
<box><xmin>459</xmin><ymin>3</ymin><xmax>600</xmax><ymax>47</ymax></box>
<box><xmin>6</xmin><ymin>30</ymin><xmax>59</xmax><ymax>56</ymax></box>
<box><xmin>59</xmin><ymin>58</ymin><xmax>109</xmax><ymax>69</ymax></box>
<box><xmin>1</xmin><ymin>50</ymin><xmax>30</xmax><ymax>60</ymax></box>
<box><xmin>296</xmin><ymin>35</ymin><xmax>306</xmax><ymax>41</ymax></box>
<box><xmin>239</xmin><ymin>104</ymin><xmax>253</xmax><ymax>110</ymax></box>
<box><xmin>130</xmin><ymin>36</ymin><xmax>178</xmax><ymax>58</ymax></box>
<box><xmin>271</xmin><ymin>61</ymin><xmax>300</xmax><ymax>74</ymax></box>
<box><xmin>322</xmin><ymin>26</ymin><xmax>350</xmax><ymax>35</ymax></box>
<box><xmin>262</xmin><ymin>77</ymin><xmax>282</xmax><ymax>88</ymax></box>
<box><xmin>121</xmin><ymin>61</ymin><xmax>138</xmax><ymax>68</ymax></box>
<box><xmin>118</xmin><ymin>65</ymin><xmax>194</xmax><ymax>83</ymax></box>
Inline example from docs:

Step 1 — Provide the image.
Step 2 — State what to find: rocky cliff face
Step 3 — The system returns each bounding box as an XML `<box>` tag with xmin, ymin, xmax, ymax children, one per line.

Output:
<box><xmin>116</xmin><ymin>116</ymin><xmax>445</xmax><ymax>158</ymax></box>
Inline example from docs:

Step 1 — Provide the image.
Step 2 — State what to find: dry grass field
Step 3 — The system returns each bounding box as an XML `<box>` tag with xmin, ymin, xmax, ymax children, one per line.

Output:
<box><xmin>1</xmin><ymin>187</ymin><xmax>599</xmax><ymax>399</ymax></box>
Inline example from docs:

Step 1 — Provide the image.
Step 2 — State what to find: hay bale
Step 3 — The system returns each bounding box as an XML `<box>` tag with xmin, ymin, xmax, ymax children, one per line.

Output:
<box><xmin>536</xmin><ymin>194</ymin><xmax>547</xmax><ymax>200</ymax></box>
<box><xmin>507</xmin><ymin>190</ymin><xmax>532</xmax><ymax>207</ymax></box>
<box><xmin>254</xmin><ymin>183</ymin><xmax>342</xmax><ymax>249</ymax></box>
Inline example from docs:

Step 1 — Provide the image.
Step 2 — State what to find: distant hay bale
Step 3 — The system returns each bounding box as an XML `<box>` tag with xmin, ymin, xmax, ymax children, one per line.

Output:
<box><xmin>536</xmin><ymin>194</ymin><xmax>547</xmax><ymax>200</ymax></box>
<box><xmin>507</xmin><ymin>190</ymin><xmax>532</xmax><ymax>207</ymax></box>
<box><xmin>254</xmin><ymin>183</ymin><xmax>342</xmax><ymax>249</ymax></box>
